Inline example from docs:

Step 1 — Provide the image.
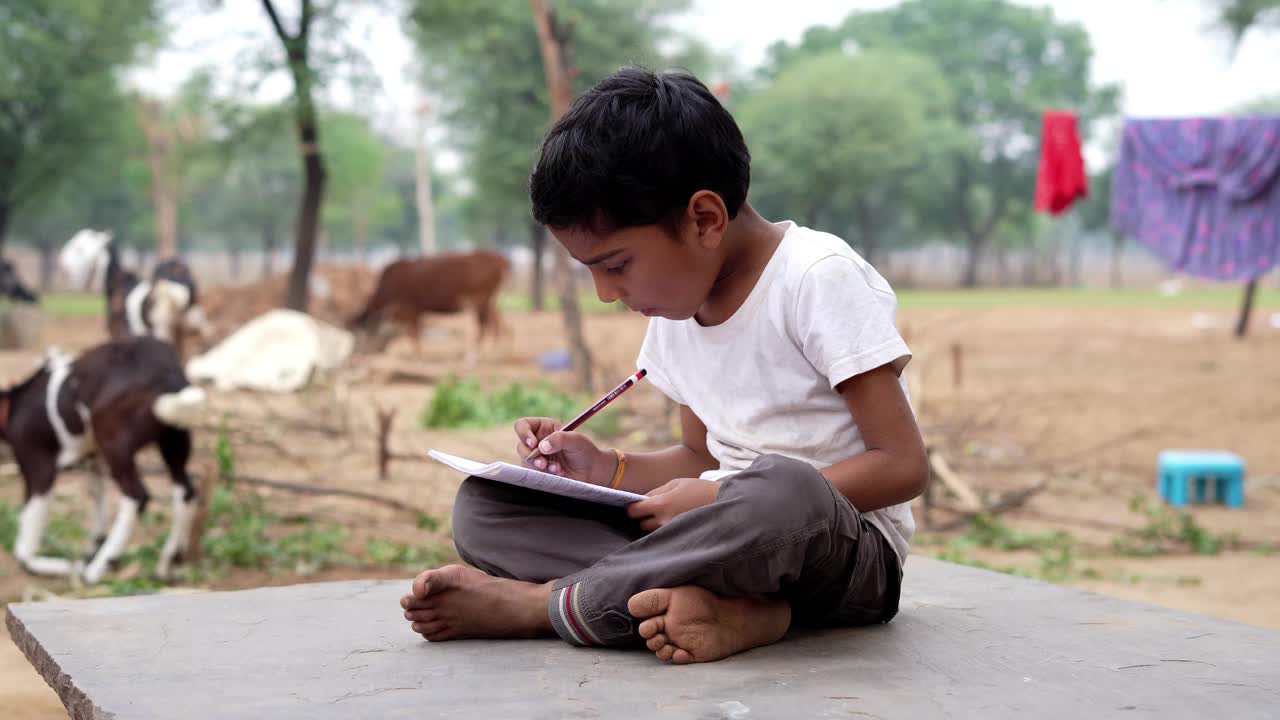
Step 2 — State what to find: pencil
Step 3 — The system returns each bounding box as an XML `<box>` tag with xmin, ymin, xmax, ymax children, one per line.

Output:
<box><xmin>524</xmin><ymin>369</ymin><xmax>648</xmax><ymax>462</ymax></box>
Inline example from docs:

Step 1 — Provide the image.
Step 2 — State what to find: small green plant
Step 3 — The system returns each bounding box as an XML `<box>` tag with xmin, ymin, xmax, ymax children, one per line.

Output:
<box><xmin>0</xmin><ymin>501</ymin><xmax>87</xmax><ymax>558</ymax></box>
<box><xmin>421</xmin><ymin>378</ymin><xmax>493</xmax><ymax>429</ymax></box>
<box><xmin>1112</xmin><ymin>496</ymin><xmax>1238</xmax><ymax>557</ymax></box>
<box><xmin>277</xmin><ymin>524</ymin><xmax>352</xmax><ymax>572</ymax></box>
<box><xmin>926</xmin><ymin>515</ymin><xmax>1082</xmax><ymax>583</ymax></box>
<box><xmin>0</xmin><ymin>502</ymin><xmax>19</xmax><ymax>552</ymax></box>
<box><xmin>365</xmin><ymin>537</ymin><xmax>453</xmax><ymax>568</ymax></box>
<box><xmin>215</xmin><ymin>428</ymin><xmax>236</xmax><ymax>485</ymax></box>
<box><xmin>967</xmin><ymin>514</ymin><xmax>1073</xmax><ymax>552</ymax></box>
<box><xmin>416</xmin><ymin>514</ymin><xmax>442</xmax><ymax>531</ymax></box>
<box><xmin>421</xmin><ymin>377</ymin><xmax>621</xmax><ymax>436</ymax></box>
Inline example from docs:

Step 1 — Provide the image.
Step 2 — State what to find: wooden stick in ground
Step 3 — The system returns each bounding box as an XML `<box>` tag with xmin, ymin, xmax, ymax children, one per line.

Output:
<box><xmin>375</xmin><ymin>405</ymin><xmax>397</xmax><ymax>480</ymax></box>
<box><xmin>928</xmin><ymin>449</ymin><xmax>983</xmax><ymax>512</ymax></box>
<box><xmin>137</xmin><ymin>462</ymin><xmax>423</xmax><ymax>517</ymax></box>
<box><xmin>931</xmin><ymin>478</ymin><xmax>1049</xmax><ymax>532</ymax></box>
<box><xmin>185</xmin><ymin>462</ymin><xmax>214</xmax><ymax>565</ymax></box>
<box><xmin>236</xmin><ymin>475</ymin><xmax>422</xmax><ymax>516</ymax></box>
<box><xmin>950</xmin><ymin>342</ymin><xmax>963</xmax><ymax>389</ymax></box>
<box><xmin>1235</xmin><ymin>277</ymin><xmax>1258</xmax><ymax>338</ymax></box>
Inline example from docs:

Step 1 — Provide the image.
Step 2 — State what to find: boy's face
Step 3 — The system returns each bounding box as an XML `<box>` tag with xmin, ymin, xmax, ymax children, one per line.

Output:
<box><xmin>551</xmin><ymin>218</ymin><xmax>722</xmax><ymax>322</ymax></box>
<box><xmin>551</xmin><ymin>192</ymin><xmax>731</xmax><ymax>321</ymax></box>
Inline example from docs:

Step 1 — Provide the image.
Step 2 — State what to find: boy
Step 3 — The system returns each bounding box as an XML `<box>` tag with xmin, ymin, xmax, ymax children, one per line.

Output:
<box><xmin>401</xmin><ymin>66</ymin><xmax>928</xmax><ymax>664</ymax></box>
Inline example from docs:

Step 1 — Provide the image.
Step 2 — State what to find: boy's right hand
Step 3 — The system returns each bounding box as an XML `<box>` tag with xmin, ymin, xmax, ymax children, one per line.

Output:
<box><xmin>513</xmin><ymin>417</ymin><xmax>616</xmax><ymax>486</ymax></box>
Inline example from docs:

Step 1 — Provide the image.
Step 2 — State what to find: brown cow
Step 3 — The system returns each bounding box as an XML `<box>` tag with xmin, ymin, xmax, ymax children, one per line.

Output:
<box><xmin>349</xmin><ymin>250</ymin><xmax>510</xmax><ymax>362</ymax></box>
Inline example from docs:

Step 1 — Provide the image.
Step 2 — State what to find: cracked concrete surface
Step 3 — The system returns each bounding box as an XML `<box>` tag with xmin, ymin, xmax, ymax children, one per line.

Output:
<box><xmin>6</xmin><ymin>559</ymin><xmax>1279</xmax><ymax>719</ymax></box>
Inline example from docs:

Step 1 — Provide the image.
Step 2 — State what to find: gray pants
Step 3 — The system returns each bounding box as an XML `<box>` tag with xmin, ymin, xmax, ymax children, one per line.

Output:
<box><xmin>452</xmin><ymin>454</ymin><xmax>902</xmax><ymax>647</ymax></box>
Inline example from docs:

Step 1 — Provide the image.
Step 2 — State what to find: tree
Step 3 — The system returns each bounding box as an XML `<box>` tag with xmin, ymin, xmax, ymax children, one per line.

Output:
<box><xmin>184</xmin><ymin>102</ymin><xmax>299</xmax><ymax>278</ymax></box>
<box><xmin>0</xmin><ymin>1</ymin><xmax>161</xmax><ymax>252</ymax></box>
<box><xmin>406</xmin><ymin>0</ymin><xmax>710</xmax><ymax>309</ymax></box>
<box><xmin>135</xmin><ymin>69</ymin><xmax>218</xmax><ymax>258</ymax></box>
<box><xmin>737</xmin><ymin>50</ymin><xmax>955</xmax><ymax>266</ymax></box>
<box><xmin>321</xmin><ymin>112</ymin><xmax>393</xmax><ymax>259</ymax></box>
<box><xmin>9</xmin><ymin>99</ymin><xmax>153</xmax><ymax>288</ymax></box>
<box><xmin>1213</xmin><ymin>0</ymin><xmax>1280</xmax><ymax>38</ymax></box>
<box><xmin>529</xmin><ymin>0</ymin><xmax>596</xmax><ymax>392</ymax></box>
<box><xmin>259</xmin><ymin>0</ymin><xmax>329</xmax><ymax>311</ymax></box>
<box><xmin>765</xmin><ymin>0</ymin><xmax>1119</xmax><ymax>286</ymax></box>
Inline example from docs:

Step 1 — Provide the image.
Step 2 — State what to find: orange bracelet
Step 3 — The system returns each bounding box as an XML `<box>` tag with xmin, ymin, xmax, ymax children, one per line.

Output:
<box><xmin>608</xmin><ymin>448</ymin><xmax>627</xmax><ymax>489</ymax></box>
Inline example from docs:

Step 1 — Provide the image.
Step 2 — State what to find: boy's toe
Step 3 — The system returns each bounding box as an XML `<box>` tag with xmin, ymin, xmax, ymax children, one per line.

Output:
<box><xmin>645</xmin><ymin>633</ymin><xmax>668</xmax><ymax>652</ymax></box>
<box><xmin>655</xmin><ymin>644</ymin><xmax>677</xmax><ymax>662</ymax></box>
<box><xmin>672</xmin><ymin>648</ymin><xmax>695</xmax><ymax>665</ymax></box>
<box><xmin>405</xmin><ymin>609</ymin><xmax>438</xmax><ymax>623</ymax></box>
<box><xmin>411</xmin><ymin>571</ymin><xmax>431</xmax><ymax>597</ymax></box>
<box><xmin>403</xmin><ymin>596</ymin><xmax>438</xmax><ymax>611</ymax></box>
<box><xmin>637</xmin><ymin>615</ymin><xmax>665</xmax><ymax>640</ymax></box>
<box><xmin>628</xmin><ymin>588</ymin><xmax>671</xmax><ymax>619</ymax></box>
<box><xmin>412</xmin><ymin>620</ymin><xmax>447</xmax><ymax>636</ymax></box>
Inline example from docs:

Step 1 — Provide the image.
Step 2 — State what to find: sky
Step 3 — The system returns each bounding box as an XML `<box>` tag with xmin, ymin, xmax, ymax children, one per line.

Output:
<box><xmin>133</xmin><ymin>0</ymin><xmax>1280</xmax><ymax>145</ymax></box>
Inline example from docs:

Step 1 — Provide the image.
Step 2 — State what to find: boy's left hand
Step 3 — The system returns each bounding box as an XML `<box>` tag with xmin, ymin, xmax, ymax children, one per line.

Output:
<box><xmin>626</xmin><ymin>477</ymin><xmax>718</xmax><ymax>531</ymax></box>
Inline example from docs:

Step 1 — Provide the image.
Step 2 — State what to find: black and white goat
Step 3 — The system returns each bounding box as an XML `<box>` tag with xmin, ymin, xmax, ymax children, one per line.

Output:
<box><xmin>1</xmin><ymin>336</ymin><xmax>206</xmax><ymax>583</ymax></box>
<box><xmin>58</xmin><ymin>229</ymin><xmax>213</xmax><ymax>350</ymax></box>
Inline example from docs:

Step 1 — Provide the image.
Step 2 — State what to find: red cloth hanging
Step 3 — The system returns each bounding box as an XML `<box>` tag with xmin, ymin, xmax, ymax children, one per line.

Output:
<box><xmin>1035</xmin><ymin>110</ymin><xmax>1088</xmax><ymax>215</ymax></box>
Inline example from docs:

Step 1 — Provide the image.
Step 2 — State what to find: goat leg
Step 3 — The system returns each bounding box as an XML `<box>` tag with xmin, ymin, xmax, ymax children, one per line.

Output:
<box><xmin>82</xmin><ymin>495</ymin><xmax>141</xmax><ymax>584</ymax></box>
<box><xmin>14</xmin><ymin>494</ymin><xmax>82</xmax><ymax>577</ymax></box>
<box><xmin>156</xmin><ymin>490</ymin><xmax>196</xmax><ymax>579</ymax></box>
<box><xmin>84</xmin><ymin>463</ymin><xmax>111</xmax><ymax>556</ymax></box>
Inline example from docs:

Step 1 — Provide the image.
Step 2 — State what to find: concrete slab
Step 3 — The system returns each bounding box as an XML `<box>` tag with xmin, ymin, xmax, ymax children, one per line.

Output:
<box><xmin>7</xmin><ymin>558</ymin><xmax>1279</xmax><ymax>719</ymax></box>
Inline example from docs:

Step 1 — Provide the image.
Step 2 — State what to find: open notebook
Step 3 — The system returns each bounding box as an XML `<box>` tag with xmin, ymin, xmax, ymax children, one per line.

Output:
<box><xmin>428</xmin><ymin>449</ymin><xmax>645</xmax><ymax>507</ymax></box>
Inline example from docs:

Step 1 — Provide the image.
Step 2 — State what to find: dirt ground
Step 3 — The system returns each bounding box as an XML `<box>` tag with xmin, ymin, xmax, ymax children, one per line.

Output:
<box><xmin>1</xmin><ymin>298</ymin><xmax>1278</xmax><ymax>717</ymax></box>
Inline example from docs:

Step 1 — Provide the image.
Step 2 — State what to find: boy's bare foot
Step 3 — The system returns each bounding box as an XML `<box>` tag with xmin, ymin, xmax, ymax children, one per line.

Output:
<box><xmin>400</xmin><ymin>564</ymin><xmax>554</xmax><ymax>641</ymax></box>
<box><xmin>627</xmin><ymin>586</ymin><xmax>791</xmax><ymax>664</ymax></box>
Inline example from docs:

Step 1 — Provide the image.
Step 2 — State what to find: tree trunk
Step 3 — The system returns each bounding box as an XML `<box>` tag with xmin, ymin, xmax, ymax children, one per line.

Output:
<box><xmin>263</xmin><ymin>0</ymin><xmax>326</xmax><ymax>313</ymax></box>
<box><xmin>529</xmin><ymin>218</ymin><xmax>546</xmax><ymax>311</ymax></box>
<box><xmin>229</xmin><ymin>245</ymin><xmax>242</xmax><ymax>278</ymax></box>
<box><xmin>994</xmin><ymin>243</ymin><xmax>1010</xmax><ymax>287</ymax></box>
<box><xmin>415</xmin><ymin>103</ymin><xmax>437</xmax><ymax>256</ymax></box>
<box><xmin>1235</xmin><ymin>278</ymin><xmax>1258</xmax><ymax>338</ymax></box>
<box><xmin>287</xmin><ymin>119</ymin><xmax>325</xmax><ymax>311</ymax></box>
<box><xmin>858</xmin><ymin>213</ymin><xmax>880</xmax><ymax>268</ymax></box>
<box><xmin>960</xmin><ymin>232</ymin><xmax>989</xmax><ymax>287</ymax></box>
<box><xmin>262</xmin><ymin>220</ymin><xmax>277</xmax><ymax>278</ymax></box>
<box><xmin>0</xmin><ymin>202</ymin><xmax>9</xmax><ymax>255</ymax></box>
<box><xmin>1110</xmin><ymin>232</ymin><xmax>1124</xmax><ymax>289</ymax></box>
<box><xmin>138</xmin><ymin>98</ymin><xmax>180</xmax><ymax>259</ymax></box>
<box><xmin>39</xmin><ymin>243</ymin><xmax>56</xmax><ymax>291</ymax></box>
<box><xmin>1068</xmin><ymin>229</ymin><xmax>1085</xmax><ymax>288</ymax></box>
<box><xmin>548</xmin><ymin>228</ymin><xmax>593</xmax><ymax>388</ymax></box>
<box><xmin>531</xmin><ymin>0</ymin><xmax>594</xmax><ymax>391</ymax></box>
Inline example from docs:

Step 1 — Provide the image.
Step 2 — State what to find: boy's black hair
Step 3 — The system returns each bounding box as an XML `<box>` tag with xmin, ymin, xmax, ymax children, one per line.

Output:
<box><xmin>529</xmin><ymin>66</ymin><xmax>750</xmax><ymax>234</ymax></box>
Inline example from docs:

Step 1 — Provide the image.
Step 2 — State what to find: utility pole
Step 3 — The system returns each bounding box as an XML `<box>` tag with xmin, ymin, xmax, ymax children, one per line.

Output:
<box><xmin>415</xmin><ymin>100</ymin><xmax>437</xmax><ymax>256</ymax></box>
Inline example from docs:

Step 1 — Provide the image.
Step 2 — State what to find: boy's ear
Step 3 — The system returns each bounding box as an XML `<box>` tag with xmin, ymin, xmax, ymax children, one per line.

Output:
<box><xmin>686</xmin><ymin>190</ymin><xmax>728</xmax><ymax>249</ymax></box>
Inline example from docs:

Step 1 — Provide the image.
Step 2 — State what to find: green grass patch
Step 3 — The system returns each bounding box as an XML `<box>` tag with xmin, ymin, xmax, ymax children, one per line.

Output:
<box><xmin>499</xmin><ymin>291</ymin><xmax>626</xmax><ymax>314</ymax></box>
<box><xmin>40</xmin><ymin>293</ymin><xmax>105</xmax><ymax>318</ymax></box>
<box><xmin>1111</xmin><ymin>496</ymin><xmax>1240</xmax><ymax>557</ymax></box>
<box><xmin>364</xmin><ymin>537</ymin><xmax>452</xmax><ymax>569</ymax></box>
<box><xmin>924</xmin><ymin>514</ymin><xmax>1081</xmax><ymax>583</ymax></box>
<box><xmin>895</xmin><ymin>286</ymin><xmax>1280</xmax><ymax>310</ymax></box>
<box><xmin>421</xmin><ymin>376</ymin><xmax>621</xmax><ymax>436</ymax></box>
<box><xmin>0</xmin><ymin>501</ymin><xmax>87</xmax><ymax>558</ymax></box>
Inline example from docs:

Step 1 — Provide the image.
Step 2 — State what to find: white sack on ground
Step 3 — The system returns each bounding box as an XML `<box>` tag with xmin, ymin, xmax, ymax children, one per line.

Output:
<box><xmin>186</xmin><ymin>309</ymin><xmax>353</xmax><ymax>393</ymax></box>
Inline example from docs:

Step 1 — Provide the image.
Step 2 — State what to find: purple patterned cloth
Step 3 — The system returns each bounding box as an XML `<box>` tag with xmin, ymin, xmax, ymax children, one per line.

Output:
<box><xmin>1111</xmin><ymin>116</ymin><xmax>1280</xmax><ymax>281</ymax></box>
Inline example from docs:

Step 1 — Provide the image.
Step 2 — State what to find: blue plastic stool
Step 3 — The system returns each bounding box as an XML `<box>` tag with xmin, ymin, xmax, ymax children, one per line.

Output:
<box><xmin>1157</xmin><ymin>450</ymin><xmax>1246</xmax><ymax>509</ymax></box>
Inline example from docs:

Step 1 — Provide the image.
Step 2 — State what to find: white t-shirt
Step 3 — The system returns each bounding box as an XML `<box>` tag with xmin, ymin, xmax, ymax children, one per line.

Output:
<box><xmin>636</xmin><ymin>221</ymin><xmax>915</xmax><ymax>564</ymax></box>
